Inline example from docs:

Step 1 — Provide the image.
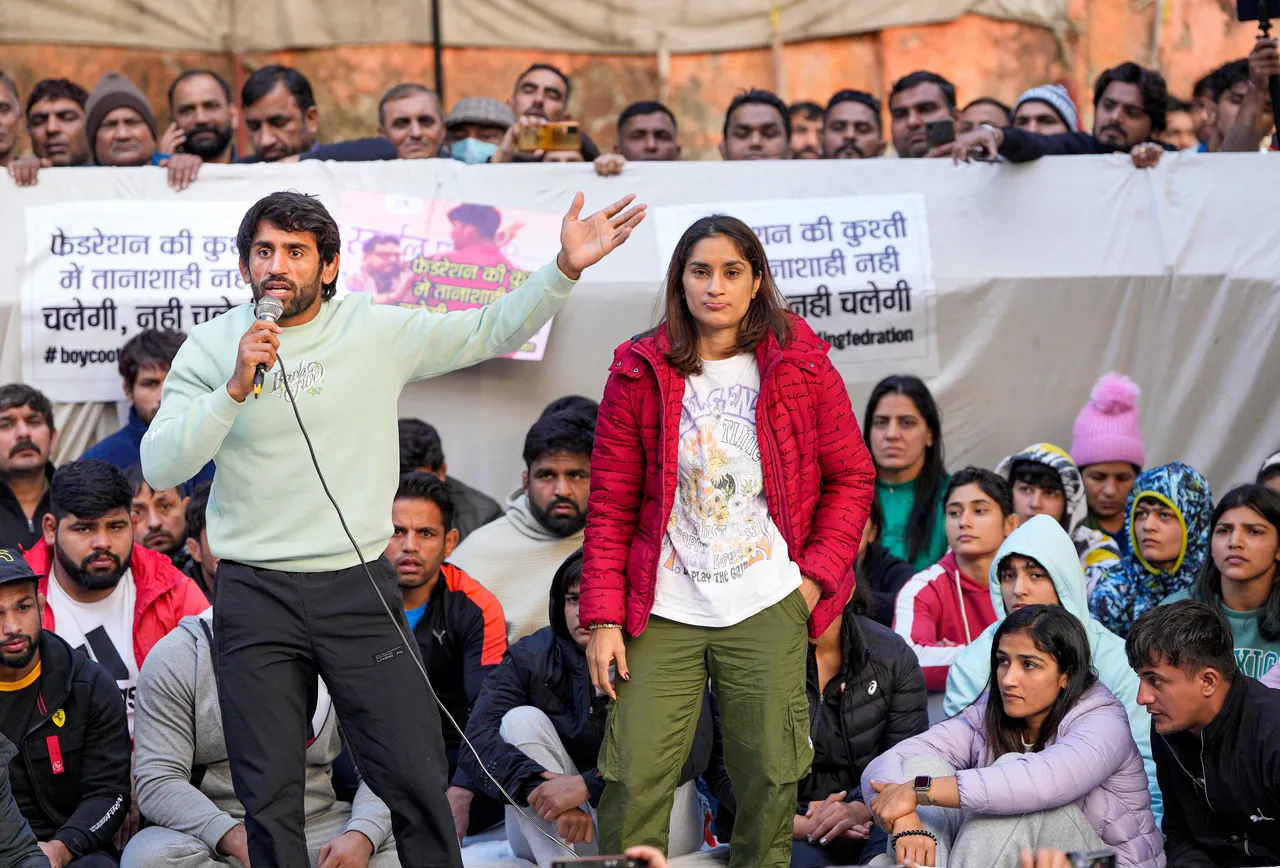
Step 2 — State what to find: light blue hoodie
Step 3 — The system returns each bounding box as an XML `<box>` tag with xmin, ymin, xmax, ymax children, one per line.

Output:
<box><xmin>942</xmin><ymin>514</ymin><xmax>1161</xmax><ymax>821</ymax></box>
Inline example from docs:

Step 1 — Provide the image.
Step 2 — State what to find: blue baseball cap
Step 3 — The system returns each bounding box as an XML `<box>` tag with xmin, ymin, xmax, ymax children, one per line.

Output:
<box><xmin>0</xmin><ymin>551</ymin><xmax>41</xmax><ymax>586</ymax></box>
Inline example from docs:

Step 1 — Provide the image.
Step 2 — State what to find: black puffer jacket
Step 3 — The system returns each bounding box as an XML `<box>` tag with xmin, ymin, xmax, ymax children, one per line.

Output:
<box><xmin>798</xmin><ymin>606</ymin><xmax>928</xmax><ymax>809</ymax></box>
<box><xmin>457</xmin><ymin>550</ymin><xmax>718</xmax><ymax>805</ymax></box>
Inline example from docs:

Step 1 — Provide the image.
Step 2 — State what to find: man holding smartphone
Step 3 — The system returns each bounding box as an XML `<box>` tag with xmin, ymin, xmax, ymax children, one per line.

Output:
<box><xmin>887</xmin><ymin>71</ymin><xmax>959</xmax><ymax>158</ymax></box>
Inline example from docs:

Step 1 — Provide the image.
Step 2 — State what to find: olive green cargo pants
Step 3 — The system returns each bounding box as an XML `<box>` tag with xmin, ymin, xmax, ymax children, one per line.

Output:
<box><xmin>598</xmin><ymin>589</ymin><xmax>814</xmax><ymax>868</ymax></box>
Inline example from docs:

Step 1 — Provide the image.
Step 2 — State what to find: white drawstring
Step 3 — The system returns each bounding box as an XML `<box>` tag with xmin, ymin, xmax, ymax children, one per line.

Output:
<box><xmin>955</xmin><ymin>567</ymin><xmax>973</xmax><ymax>645</ymax></box>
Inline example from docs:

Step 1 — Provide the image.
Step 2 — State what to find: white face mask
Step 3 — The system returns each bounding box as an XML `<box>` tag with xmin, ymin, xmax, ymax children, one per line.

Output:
<box><xmin>450</xmin><ymin>138</ymin><xmax>499</xmax><ymax>165</ymax></box>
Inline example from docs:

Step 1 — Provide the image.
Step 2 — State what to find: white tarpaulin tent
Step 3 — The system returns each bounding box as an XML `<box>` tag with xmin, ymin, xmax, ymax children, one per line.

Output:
<box><xmin>0</xmin><ymin>154</ymin><xmax>1277</xmax><ymax>504</ymax></box>
<box><xmin>0</xmin><ymin>0</ymin><xmax>1069</xmax><ymax>53</ymax></box>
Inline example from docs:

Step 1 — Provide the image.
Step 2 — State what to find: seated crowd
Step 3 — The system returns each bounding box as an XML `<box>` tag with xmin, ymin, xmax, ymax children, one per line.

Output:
<box><xmin>0</xmin><ymin>318</ymin><xmax>1275</xmax><ymax>868</ymax></box>
<box><xmin>3</xmin><ymin>36</ymin><xmax>1278</xmax><ymax>194</ymax></box>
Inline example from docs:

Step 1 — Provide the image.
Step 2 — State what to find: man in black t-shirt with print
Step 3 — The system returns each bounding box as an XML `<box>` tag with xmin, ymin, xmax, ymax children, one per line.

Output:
<box><xmin>0</xmin><ymin>551</ymin><xmax>130</xmax><ymax>868</ymax></box>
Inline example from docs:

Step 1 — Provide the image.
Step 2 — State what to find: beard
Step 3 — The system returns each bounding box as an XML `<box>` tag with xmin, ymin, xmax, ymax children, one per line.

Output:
<box><xmin>530</xmin><ymin>496</ymin><xmax>587</xmax><ymax>538</ymax></box>
<box><xmin>1097</xmin><ymin>124</ymin><xmax>1131</xmax><ymax>148</ymax></box>
<box><xmin>0</xmin><ymin>634</ymin><xmax>37</xmax><ymax>670</ymax></box>
<box><xmin>251</xmin><ymin>268</ymin><xmax>324</xmax><ymax>319</ymax></box>
<box><xmin>55</xmin><ymin>541</ymin><xmax>131</xmax><ymax>592</ymax></box>
<box><xmin>183</xmin><ymin>123</ymin><xmax>234</xmax><ymax>159</ymax></box>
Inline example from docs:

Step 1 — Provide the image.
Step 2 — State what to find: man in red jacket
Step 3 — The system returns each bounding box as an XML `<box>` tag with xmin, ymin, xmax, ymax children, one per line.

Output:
<box><xmin>23</xmin><ymin>459</ymin><xmax>208</xmax><ymax>735</ymax></box>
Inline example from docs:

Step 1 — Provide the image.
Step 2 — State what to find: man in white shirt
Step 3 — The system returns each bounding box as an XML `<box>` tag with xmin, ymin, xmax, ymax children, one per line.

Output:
<box><xmin>22</xmin><ymin>460</ymin><xmax>209</xmax><ymax>735</ymax></box>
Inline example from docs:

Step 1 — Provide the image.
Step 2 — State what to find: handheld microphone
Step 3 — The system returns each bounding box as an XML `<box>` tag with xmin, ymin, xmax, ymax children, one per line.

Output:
<box><xmin>252</xmin><ymin>296</ymin><xmax>284</xmax><ymax>399</ymax></box>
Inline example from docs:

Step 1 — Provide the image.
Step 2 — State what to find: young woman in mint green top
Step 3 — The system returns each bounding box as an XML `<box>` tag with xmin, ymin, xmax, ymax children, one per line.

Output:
<box><xmin>864</xmin><ymin>376</ymin><xmax>950</xmax><ymax>571</ymax></box>
<box><xmin>1167</xmin><ymin>484</ymin><xmax>1280</xmax><ymax>680</ymax></box>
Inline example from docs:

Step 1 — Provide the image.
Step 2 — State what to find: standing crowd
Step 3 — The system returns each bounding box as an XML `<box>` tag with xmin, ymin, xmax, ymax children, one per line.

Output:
<box><xmin>3</xmin><ymin>33</ymin><xmax>1279</xmax><ymax>194</ymax></box>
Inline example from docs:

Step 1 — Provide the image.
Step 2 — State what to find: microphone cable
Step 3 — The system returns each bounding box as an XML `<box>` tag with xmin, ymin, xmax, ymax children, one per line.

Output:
<box><xmin>273</xmin><ymin>353</ymin><xmax>579</xmax><ymax>858</ymax></box>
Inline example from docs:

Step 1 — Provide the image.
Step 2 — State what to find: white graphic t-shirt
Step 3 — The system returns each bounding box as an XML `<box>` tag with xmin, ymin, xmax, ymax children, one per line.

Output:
<box><xmin>652</xmin><ymin>353</ymin><xmax>802</xmax><ymax>627</ymax></box>
<box><xmin>46</xmin><ymin>571</ymin><xmax>139</xmax><ymax>733</ymax></box>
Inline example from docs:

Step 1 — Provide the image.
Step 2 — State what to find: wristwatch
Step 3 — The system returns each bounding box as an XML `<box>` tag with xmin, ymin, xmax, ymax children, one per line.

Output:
<box><xmin>913</xmin><ymin>774</ymin><xmax>933</xmax><ymax>807</ymax></box>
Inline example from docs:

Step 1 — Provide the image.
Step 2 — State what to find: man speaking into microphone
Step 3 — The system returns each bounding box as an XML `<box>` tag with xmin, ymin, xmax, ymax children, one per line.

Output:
<box><xmin>140</xmin><ymin>189</ymin><xmax>645</xmax><ymax>868</ymax></box>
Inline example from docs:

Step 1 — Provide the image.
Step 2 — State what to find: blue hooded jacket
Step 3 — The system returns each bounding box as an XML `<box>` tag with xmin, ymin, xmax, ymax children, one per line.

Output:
<box><xmin>1089</xmin><ymin>463</ymin><xmax>1212</xmax><ymax>638</ymax></box>
<box><xmin>82</xmin><ymin>406</ymin><xmax>214</xmax><ymax>490</ymax></box>
<box><xmin>943</xmin><ymin>514</ymin><xmax>1161</xmax><ymax>821</ymax></box>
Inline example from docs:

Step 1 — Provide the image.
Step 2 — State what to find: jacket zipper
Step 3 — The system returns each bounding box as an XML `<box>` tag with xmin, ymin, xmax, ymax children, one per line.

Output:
<box><xmin>24</xmin><ymin>673</ymin><xmax>75</xmax><ymax>825</ymax></box>
<box><xmin>631</xmin><ymin>342</ymin><xmax>675</xmax><ymax>623</ymax></box>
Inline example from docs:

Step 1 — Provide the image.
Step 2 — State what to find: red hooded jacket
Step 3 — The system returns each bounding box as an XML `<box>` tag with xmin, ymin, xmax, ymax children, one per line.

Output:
<box><xmin>25</xmin><ymin>539</ymin><xmax>210</xmax><ymax>668</ymax></box>
<box><xmin>580</xmin><ymin>316</ymin><xmax>876</xmax><ymax>640</ymax></box>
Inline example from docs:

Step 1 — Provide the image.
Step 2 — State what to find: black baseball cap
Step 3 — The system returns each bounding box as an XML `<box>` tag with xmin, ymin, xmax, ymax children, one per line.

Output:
<box><xmin>0</xmin><ymin>551</ymin><xmax>41</xmax><ymax>586</ymax></box>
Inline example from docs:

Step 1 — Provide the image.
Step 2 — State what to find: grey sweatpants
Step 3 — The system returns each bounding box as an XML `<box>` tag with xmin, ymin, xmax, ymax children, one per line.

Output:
<box><xmin>868</xmin><ymin>753</ymin><xmax>1107</xmax><ymax>868</ymax></box>
<box><xmin>122</xmin><ymin>803</ymin><xmax>401</xmax><ymax>868</ymax></box>
<box><xmin>500</xmin><ymin>706</ymin><xmax>704</xmax><ymax>868</ymax></box>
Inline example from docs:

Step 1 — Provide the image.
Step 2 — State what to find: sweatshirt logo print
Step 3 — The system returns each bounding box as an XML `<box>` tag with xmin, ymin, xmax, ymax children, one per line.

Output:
<box><xmin>1252</xmin><ymin>808</ymin><xmax>1275</xmax><ymax>823</ymax></box>
<box><xmin>269</xmin><ymin>360</ymin><xmax>326</xmax><ymax>401</ymax></box>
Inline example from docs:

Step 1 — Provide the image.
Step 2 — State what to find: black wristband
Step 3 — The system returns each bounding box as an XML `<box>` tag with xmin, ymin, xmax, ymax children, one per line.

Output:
<box><xmin>891</xmin><ymin>828</ymin><xmax>939</xmax><ymax>846</ymax></box>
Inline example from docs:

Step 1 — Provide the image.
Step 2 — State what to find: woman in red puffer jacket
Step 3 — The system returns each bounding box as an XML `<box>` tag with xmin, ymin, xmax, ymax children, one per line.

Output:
<box><xmin>581</xmin><ymin>214</ymin><xmax>876</xmax><ymax>867</ymax></box>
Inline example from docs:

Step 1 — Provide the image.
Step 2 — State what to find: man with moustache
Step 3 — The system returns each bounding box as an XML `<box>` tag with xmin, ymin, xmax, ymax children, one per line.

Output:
<box><xmin>0</xmin><ymin>551</ymin><xmax>131</xmax><ymax>868</ymax></box>
<box><xmin>789</xmin><ymin>101</ymin><xmax>824</xmax><ymax>159</ymax></box>
<box><xmin>385</xmin><ymin>473</ymin><xmax>507</xmax><ymax>839</ymax></box>
<box><xmin>7</xmin><ymin>79</ymin><xmax>90</xmax><ymax>187</ymax></box>
<box><xmin>0</xmin><ymin>386</ymin><xmax>58</xmax><ymax>552</ymax></box>
<box><xmin>167</xmin><ymin>70</ymin><xmax>237</xmax><ymax>164</ymax></box>
<box><xmin>449</xmin><ymin>411</ymin><xmax>594</xmax><ymax>642</ymax></box>
<box><xmin>22</xmin><ymin>461</ymin><xmax>208</xmax><ymax>736</ymax></box>
<box><xmin>822</xmin><ymin>89</ymin><xmax>886</xmax><ymax>158</ymax></box>
<box><xmin>139</xmin><ymin>188</ymin><xmax>643</xmax><ymax>868</ymax></box>
<box><xmin>126</xmin><ymin>470</ymin><xmax>191</xmax><ymax>575</ymax></box>
<box><xmin>84</xmin><ymin>73</ymin><xmax>158</xmax><ymax>168</ymax></box>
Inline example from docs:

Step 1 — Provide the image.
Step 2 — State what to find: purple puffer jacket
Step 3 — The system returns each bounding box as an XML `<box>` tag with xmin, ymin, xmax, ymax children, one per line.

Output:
<box><xmin>861</xmin><ymin>681</ymin><xmax>1164</xmax><ymax>868</ymax></box>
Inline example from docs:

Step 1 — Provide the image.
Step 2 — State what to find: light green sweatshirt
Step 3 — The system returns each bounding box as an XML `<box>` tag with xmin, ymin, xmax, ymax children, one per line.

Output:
<box><xmin>141</xmin><ymin>261</ymin><xmax>575</xmax><ymax>572</ymax></box>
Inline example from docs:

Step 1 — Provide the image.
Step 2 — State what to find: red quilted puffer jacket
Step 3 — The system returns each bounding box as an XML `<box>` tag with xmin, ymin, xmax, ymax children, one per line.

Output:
<box><xmin>580</xmin><ymin>315</ymin><xmax>876</xmax><ymax>640</ymax></box>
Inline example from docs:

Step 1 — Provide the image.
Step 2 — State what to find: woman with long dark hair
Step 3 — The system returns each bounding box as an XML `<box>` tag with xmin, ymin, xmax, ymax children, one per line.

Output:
<box><xmin>864</xmin><ymin>376</ymin><xmax>949</xmax><ymax>570</ymax></box>
<box><xmin>1167</xmin><ymin>483</ymin><xmax>1280</xmax><ymax>680</ymax></box>
<box><xmin>580</xmin><ymin>214</ymin><xmax>876</xmax><ymax>866</ymax></box>
<box><xmin>862</xmin><ymin>605</ymin><xmax>1163</xmax><ymax>868</ymax></box>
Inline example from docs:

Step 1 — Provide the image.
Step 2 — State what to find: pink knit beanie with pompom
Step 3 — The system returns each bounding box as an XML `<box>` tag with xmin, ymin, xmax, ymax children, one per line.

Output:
<box><xmin>1071</xmin><ymin>372</ymin><xmax>1145</xmax><ymax>469</ymax></box>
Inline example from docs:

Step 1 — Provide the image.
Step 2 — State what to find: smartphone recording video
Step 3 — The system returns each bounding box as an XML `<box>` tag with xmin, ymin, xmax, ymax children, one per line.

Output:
<box><xmin>925</xmin><ymin>119</ymin><xmax>956</xmax><ymax>150</ymax></box>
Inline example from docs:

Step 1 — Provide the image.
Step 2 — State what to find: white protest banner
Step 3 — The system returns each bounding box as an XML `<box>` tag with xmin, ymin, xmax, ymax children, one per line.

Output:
<box><xmin>654</xmin><ymin>195</ymin><xmax>938</xmax><ymax>379</ymax></box>
<box><xmin>22</xmin><ymin>201</ymin><xmax>254</xmax><ymax>403</ymax></box>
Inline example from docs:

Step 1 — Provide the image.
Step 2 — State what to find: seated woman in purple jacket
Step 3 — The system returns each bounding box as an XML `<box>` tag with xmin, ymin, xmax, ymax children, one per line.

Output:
<box><xmin>860</xmin><ymin>605</ymin><xmax>1163</xmax><ymax>868</ymax></box>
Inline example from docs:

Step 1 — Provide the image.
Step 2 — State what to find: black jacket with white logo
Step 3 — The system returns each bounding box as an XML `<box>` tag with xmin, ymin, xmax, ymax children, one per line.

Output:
<box><xmin>798</xmin><ymin>607</ymin><xmax>928</xmax><ymax>811</ymax></box>
<box><xmin>1156</xmin><ymin>673</ymin><xmax>1280</xmax><ymax>867</ymax></box>
<box><xmin>6</xmin><ymin>632</ymin><xmax>130</xmax><ymax>856</ymax></box>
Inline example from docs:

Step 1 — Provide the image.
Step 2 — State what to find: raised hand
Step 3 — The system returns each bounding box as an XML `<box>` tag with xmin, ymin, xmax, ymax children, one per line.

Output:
<box><xmin>555</xmin><ymin>192</ymin><xmax>647</xmax><ymax>280</ymax></box>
